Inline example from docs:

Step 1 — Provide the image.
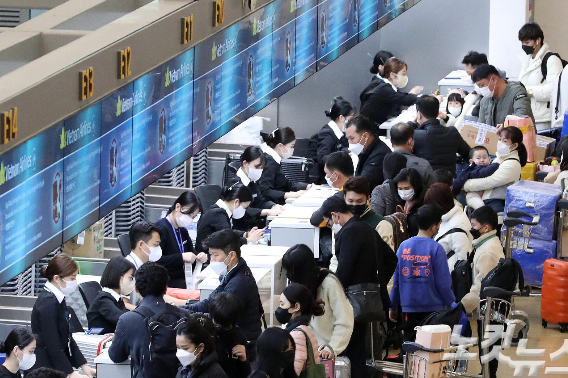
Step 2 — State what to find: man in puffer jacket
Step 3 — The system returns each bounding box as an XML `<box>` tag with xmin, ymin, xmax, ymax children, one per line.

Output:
<box><xmin>461</xmin><ymin>206</ymin><xmax>504</xmax><ymax>314</ymax></box>
<box><xmin>518</xmin><ymin>23</ymin><xmax>564</xmax><ymax>131</ymax></box>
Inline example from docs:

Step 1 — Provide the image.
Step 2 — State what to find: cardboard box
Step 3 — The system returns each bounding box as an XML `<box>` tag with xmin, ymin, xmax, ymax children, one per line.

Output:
<box><xmin>521</xmin><ymin>162</ymin><xmax>538</xmax><ymax>181</ymax></box>
<box><xmin>460</xmin><ymin>121</ymin><xmax>499</xmax><ymax>154</ymax></box>
<box><xmin>413</xmin><ymin>325</ymin><xmax>451</xmax><ymax>378</ymax></box>
<box><xmin>63</xmin><ymin>220</ymin><xmax>105</xmax><ymax>258</ymax></box>
<box><xmin>536</xmin><ymin>135</ymin><xmax>556</xmax><ymax>162</ymax></box>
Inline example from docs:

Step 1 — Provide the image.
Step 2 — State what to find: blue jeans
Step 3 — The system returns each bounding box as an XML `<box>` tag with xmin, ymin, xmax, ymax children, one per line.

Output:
<box><xmin>483</xmin><ymin>199</ymin><xmax>505</xmax><ymax>213</ymax></box>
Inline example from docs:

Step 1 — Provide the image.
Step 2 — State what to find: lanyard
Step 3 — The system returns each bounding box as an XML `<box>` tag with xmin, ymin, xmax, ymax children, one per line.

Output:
<box><xmin>168</xmin><ymin>215</ymin><xmax>185</xmax><ymax>254</ymax></box>
<box><xmin>127</xmin><ymin>254</ymin><xmax>139</xmax><ymax>269</ymax></box>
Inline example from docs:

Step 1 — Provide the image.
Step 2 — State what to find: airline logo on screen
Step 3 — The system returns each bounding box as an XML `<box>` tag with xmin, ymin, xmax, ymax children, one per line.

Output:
<box><xmin>59</xmin><ymin>119</ymin><xmax>96</xmax><ymax>150</ymax></box>
<box><xmin>212</xmin><ymin>37</ymin><xmax>237</xmax><ymax>61</ymax></box>
<box><xmin>252</xmin><ymin>13</ymin><xmax>274</xmax><ymax>36</ymax></box>
<box><xmin>0</xmin><ymin>153</ymin><xmax>36</xmax><ymax>186</ymax></box>
<box><xmin>164</xmin><ymin>63</ymin><xmax>192</xmax><ymax>88</ymax></box>
<box><xmin>116</xmin><ymin>95</ymin><xmax>136</xmax><ymax>117</ymax></box>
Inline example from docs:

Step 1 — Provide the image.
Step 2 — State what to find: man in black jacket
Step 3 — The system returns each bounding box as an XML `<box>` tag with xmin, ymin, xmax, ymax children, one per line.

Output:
<box><xmin>109</xmin><ymin>262</ymin><xmax>188</xmax><ymax>378</ymax></box>
<box><xmin>345</xmin><ymin>115</ymin><xmax>391</xmax><ymax>191</ymax></box>
<box><xmin>181</xmin><ymin>230</ymin><xmax>263</xmax><ymax>361</ymax></box>
<box><xmin>319</xmin><ymin>195</ymin><xmax>397</xmax><ymax>378</ymax></box>
<box><xmin>411</xmin><ymin>96</ymin><xmax>471</xmax><ymax>176</ymax></box>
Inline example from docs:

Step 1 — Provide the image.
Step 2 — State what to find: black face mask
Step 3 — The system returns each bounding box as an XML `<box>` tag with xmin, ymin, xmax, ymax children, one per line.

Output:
<box><xmin>281</xmin><ymin>350</ymin><xmax>296</xmax><ymax>370</ymax></box>
<box><xmin>522</xmin><ymin>45</ymin><xmax>535</xmax><ymax>55</ymax></box>
<box><xmin>470</xmin><ymin>227</ymin><xmax>482</xmax><ymax>239</ymax></box>
<box><xmin>275</xmin><ymin>307</ymin><xmax>293</xmax><ymax>324</ymax></box>
<box><xmin>348</xmin><ymin>204</ymin><xmax>367</xmax><ymax>216</ymax></box>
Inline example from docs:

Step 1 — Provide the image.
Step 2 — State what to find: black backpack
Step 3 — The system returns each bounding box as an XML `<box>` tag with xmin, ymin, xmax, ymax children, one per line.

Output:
<box><xmin>541</xmin><ymin>52</ymin><xmax>568</xmax><ymax>83</ymax></box>
<box><xmin>435</xmin><ymin>228</ymin><xmax>468</xmax><ymax>260</ymax></box>
<box><xmin>133</xmin><ymin>305</ymin><xmax>188</xmax><ymax>378</ymax></box>
<box><xmin>480</xmin><ymin>258</ymin><xmax>524</xmax><ymax>301</ymax></box>
<box><xmin>451</xmin><ymin>250</ymin><xmax>476</xmax><ymax>302</ymax></box>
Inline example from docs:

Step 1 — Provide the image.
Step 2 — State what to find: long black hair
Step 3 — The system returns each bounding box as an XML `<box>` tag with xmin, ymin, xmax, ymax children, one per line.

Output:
<box><xmin>282</xmin><ymin>283</ymin><xmax>325</xmax><ymax>317</ymax></box>
<box><xmin>392</xmin><ymin>168</ymin><xmax>425</xmax><ymax>205</ymax></box>
<box><xmin>370</xmin><ymin>51</ymin><xmax>394</xmax><ymax>75</ymax></box>
<box><xmin>167</xmin><ymin>191</ymin><xmax>202</xmax><ymax>215</ymax></box>
<box><xmin>498</xmin><ymin>126</ymin><xmax>528</xmax><ymax>167</ymax></box>
<box><xmin>220</xmin><ymin>182</ymin><xmax>253</xmax><ymax>202</ymax></box>
<box><xmin>260</xmin><ymin>127</ymin><xmax>296</xmax><ymax>149</ymax></box>
<box><xmin>240</xmin><ymin>146</ymin><xmax>267</xmax><ymax>167</ymax></box>
<box><xmin>255</xmin><ymin>328</ymin><xmax>296</xmax><ymax>378</ymax></box>
<box><xmin>282</xmin><ymin>244</ymin><xmax>330</xmax><ymax>298</ymax></box>
<box><xmin>324</xmin><ymin>96</ymin><xmax>356</xmax><ymax>121</ymax></box>
<box><xmin>0</xmin><ymin>328</ymin><xmax>35</xmax><ymax>357</ymax></box>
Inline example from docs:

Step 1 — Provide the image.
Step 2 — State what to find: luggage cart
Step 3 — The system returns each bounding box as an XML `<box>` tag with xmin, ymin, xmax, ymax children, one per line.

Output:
<box><xmin>372</xmin><ymin>210</ymin><xmax>538</xmax><ymax>377</ymax></box>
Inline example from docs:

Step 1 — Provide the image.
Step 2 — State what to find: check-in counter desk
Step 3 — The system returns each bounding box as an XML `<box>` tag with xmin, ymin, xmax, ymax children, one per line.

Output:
<box><xmin>94</xmin><ymin>352</ymin><xmax>130</xmax><ymax>377</ymax></box>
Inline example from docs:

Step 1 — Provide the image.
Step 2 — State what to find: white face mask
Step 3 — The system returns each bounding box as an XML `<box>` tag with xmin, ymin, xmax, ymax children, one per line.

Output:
<box><xmin>325</xmin><ymin>172</ymin><xmax>337</xmax><ymax>188</ymax></box>
<box><xmin>247</xmin><ymin>167</ymin><xmax>263</xmax><ymax>182</ymax></box>
<box><xmin>348</xmin><ymin>133</ymin><xmax>367</xmax><ymax>155</ymax></box>
<box><xmin>280</xmin><ymin>145</ymin><xmax>294</xmax><ymax>159</ymax></box>
<box><xmin>232</xmin><ymin>202</ymin><xmax>246</xmax><ymax>219</ymax></box>
<box><xmin>330</xmin><ymin>215</ymin><xmax>342</xmax><ymax>234</ymax></box>
<box><xmin>398</xmin><ymin>189</ymin><xmax>415</xmax><ymax>201</ymax></box>
<box><xmin>478</xmin><ymin>77</ymin><xmax>495</xmax><ymax>98</ymax></box>
<box><xmin>143</xmin><ymin>242</ymin><xmax>162</xmax><ymax>262</ymax></box>
<box><xmin>120</xmin><ymin>276</ymin><xmax>135</xmax><ymax>295</ymax></box>
<box><xmin>210</xmin><ymin>255</ymin><xmax>230</xmax><ymax>275</ymax></box>
<box><xmin>448</xmin><ymin>106</ymin><xmax>462</xmax><ymax>117</ymax></box>
<box><xmin>177</xmin><ymin>213</ymin><xmax>193</xmax><ymax>228</ymax></box>
<box><xmin>473</xmin><ymin>83</ymin><xmax>480</xmax><ymax>94</ymax></box>
<box><xmin>395</xmin><ymin>73</ymin><xmax>409</xmax><ymax>89</ymax></box>
<box><xmin>59</xmin><ymin>278</ymin><xmax>77</xmax><ymax>296</ymax></box>
<box><xmin>176</xmin><ymin>348</ymin><xmax>200</xmax><ymax>367</ymax></box>
<box><xmin>496</xmin><ymin>141</ymin><xmax>512</xmax><ymax>155</ymax></box>
<box><xmin>16</xmin><ymin>350</ymin><xmax>36</xmax><ymax>371</ymax></box>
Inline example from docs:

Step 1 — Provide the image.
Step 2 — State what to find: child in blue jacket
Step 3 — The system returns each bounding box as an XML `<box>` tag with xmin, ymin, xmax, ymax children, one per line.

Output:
<box><xmin>389</xmin><ymin>205</ymin><xmax>455</xmax><ymax>342</ymax></box>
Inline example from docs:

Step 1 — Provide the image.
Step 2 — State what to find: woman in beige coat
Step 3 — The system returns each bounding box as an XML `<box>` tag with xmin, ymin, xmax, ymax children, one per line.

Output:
<box><xmin>281</xmin><ymin>245</ymin><xmax>354</xmax><ymax>358</ymax></box>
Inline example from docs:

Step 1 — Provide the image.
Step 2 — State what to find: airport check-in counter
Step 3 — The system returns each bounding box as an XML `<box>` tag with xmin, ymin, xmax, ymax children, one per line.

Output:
<box><xmin>269</xmin><ymin>185</ymin><xmax>337</xmax><ymax>258</ymax></box>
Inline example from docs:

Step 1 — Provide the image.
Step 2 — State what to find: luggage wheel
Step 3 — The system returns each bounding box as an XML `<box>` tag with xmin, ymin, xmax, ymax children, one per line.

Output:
<box><xmin>561</xmin><ymin>324</ymin><xmax>567</xmax><ymax>333</ymax></box>
<box><xmin>542</xmin><ymin>319</ymin><xmax>547</xmax><ymax>329</ymax></box>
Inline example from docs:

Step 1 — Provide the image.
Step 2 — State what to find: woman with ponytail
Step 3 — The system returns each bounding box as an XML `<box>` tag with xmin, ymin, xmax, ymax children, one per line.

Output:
<box><xmin>155</xmin><ymin>191</ymin><xmax>206</xmax><ymax>288</ymax></box>
<box><xmin>463</xmin><ymin>126</ymin><xmax>527</xmax><ymax>212</ymax></box>
<box><xmin>360</xmin><ymin>50</ymin><xmax>394</xmax><ymax>108</ymax></box>
<box><xmin>258</xmin><ymin>127</ymin><xmax>311</xmax><ymax>205</ymax></box>
<box><xmin>275</xmin><ymin>283</ymin><xmax>324</xmax><ymax>377</ymax></box>
<box><xmin>31</xmin><ymin>254</ymin><xmax>95</xmax><ymax>378</ymax></box>
<box><xmin>308</xmin><ymin>97</ymin><xmax>355</xmax><ymax>184</ymax></box>
<box><xmin>0</xmin><ymin>328</ymin><xmax>36</xmax><ymax>377</ymax></box>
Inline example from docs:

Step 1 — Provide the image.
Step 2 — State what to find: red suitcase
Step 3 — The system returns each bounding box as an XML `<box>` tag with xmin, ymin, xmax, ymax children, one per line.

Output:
<box><xmin>541</xmin><ymin>259</ymin><xmax>568</xmax><ymax>332</ymax></box>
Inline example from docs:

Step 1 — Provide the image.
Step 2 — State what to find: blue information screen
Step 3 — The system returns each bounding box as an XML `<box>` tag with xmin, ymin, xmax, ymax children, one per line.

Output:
<box><xmin>62</xmin><ymin>103</ymin><xmax>102</xmax><ymax>242</ymax></box>
<box><xmin>358</xmin><ymin>0</ymin><xmax>378</xmax><ymax>41</ymax></box>
<box><xmin>100</xmin><ymin>84</ymin><xmax>133</xmax><ymax>217</ymax></box>
<box><xmin>0</xmin><ymin>124</ymin><xmax>64</xmax><ymax>282</ymax></box>
<box><xmin>130</xmin><ymin>49</ymin><xmax>194</xmax><ymax>195</ymax></box>
<box><xmin>193</xmin><ymin>21</ymin><xmax>251</xmax><ymax>151</ymax></box>
<box><xmin>294</xmin><ymin>0</ymin><xmax>318</xmax><ymax>84</ymax></box>
<box><xmin>271</xmin><ymin>0</ymin><xmax>296</xmax><ymax>99</ymax></box>
<box><xmin>316</xmin><ymin>0</ymin><xmax>358</xmax><ymax>70</ymax></box>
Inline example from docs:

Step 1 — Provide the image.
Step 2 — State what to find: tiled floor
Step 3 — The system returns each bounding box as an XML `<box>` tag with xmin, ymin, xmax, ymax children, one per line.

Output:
<box><xmin>382</xmin><ymin>295</ymin><xmax>568</xmax><ymax>377</ymax></box>
<box><xmin>456</xmin><ymin>295</ymin><xmax>568</xmax><ymax>377</ymax></box>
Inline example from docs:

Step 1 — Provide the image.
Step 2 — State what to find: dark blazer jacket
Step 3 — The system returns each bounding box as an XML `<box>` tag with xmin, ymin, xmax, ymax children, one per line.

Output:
<box><xmin>156</xmin><ymin>217</ymin><xmax>195</xmax><ymax>288</ymax></box>
<box><xmin>86</xmin><ymin>290</ymin><xmax>127</xmax><ymax>334</ymax></box>
<box><xmin>195</xmin><ymin>205</ymin><xmax>247</xmax><ymax>253</ymax></box>
<box><xmin>257</xmin><ymin>155</ymin><xmax>308</xmax><ymax>204</ymax></box>
<box><xmin>30</xmin><ymin>290</ymin><xmax>87</xmax><ymax>375</ymax></box>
